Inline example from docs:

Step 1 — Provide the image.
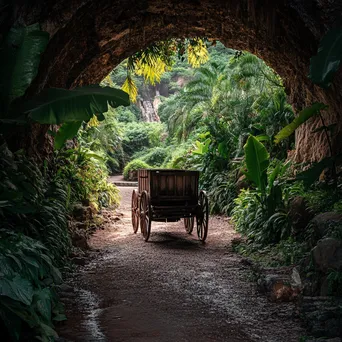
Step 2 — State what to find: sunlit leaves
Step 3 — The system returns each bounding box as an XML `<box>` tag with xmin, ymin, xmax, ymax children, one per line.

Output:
<box><xmin>120</xmin><ymin>38</ymin><xmax>209</xmax><ymax>101</ymax></box>
<box><xmin>187</xmin><ymin>38</ymin><xmax>209</xmax><ymax>68</ymax></box>
<box><xmin>135</xmin><ymin>57</ymin><xmax>168</xmax><ymax>85</ymax></box>
<box><xmin>122</xmin><ymin>76</ymin><xmax>138</xmax><ymax>102</ymax></box>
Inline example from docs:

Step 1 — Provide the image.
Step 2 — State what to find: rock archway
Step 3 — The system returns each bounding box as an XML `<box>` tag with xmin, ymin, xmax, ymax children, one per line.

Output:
<box><xmin>5</xmin><ymin>0</ymin><xmax>342</xmax><ymax>162</ymax></box>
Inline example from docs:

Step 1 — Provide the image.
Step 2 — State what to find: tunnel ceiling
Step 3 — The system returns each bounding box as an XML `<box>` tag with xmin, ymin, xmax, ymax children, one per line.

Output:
<box><xmin>5</xmin><ymin>0</ymin><xmax>342</xmax><ymax>162</ymax></box>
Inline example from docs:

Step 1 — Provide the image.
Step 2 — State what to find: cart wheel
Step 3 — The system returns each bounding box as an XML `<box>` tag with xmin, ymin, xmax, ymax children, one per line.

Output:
<box><xmin>140</xmin><ymin>191</ymin><xmax>151</xmax><ymax>242</ymax></box>
<box><xmin>197</xmin><ymin>190</ymin><xmax>209</xmax><ymax>242</ymax></box>
<box><xmin>184</xmin><ymin>217</ymin><xmax>194</xmax><ymax>234</ymax></box>
<box><xmin>131</xmin><ymin>190</ymin><xmax>139</xmax><ymax>233</ymax></box>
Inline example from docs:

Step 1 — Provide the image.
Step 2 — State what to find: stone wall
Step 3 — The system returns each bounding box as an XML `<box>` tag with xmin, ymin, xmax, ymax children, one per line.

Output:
<box><xmin>3</xmin><ymin>0</ymin><xmax>342</xmax><ymax>162</ymax></box>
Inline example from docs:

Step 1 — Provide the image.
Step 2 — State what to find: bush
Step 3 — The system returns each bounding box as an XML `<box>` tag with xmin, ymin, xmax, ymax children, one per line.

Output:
<box><xmin>163</xmin><ymin>146</ymin><xmax>192</xmax><ymax>169</ymax></box>
<box><xmin>233</xmin><ymin>237</ymin><xmax>309</xmax><ymax>267</ymax></box>
<box><xmin>115</xmin><ymin>106</ymin><xmax>139</xmax><ymax>123</ymax></box>
<box><xmin>121</xmin><ymin>122</ymin><xmax>165</xmax><ymax>158</ymax></box>
<box><xmin>0</xmin><ymin>145</ymin><xmax>71</xmax><ymax>263</ymax></box>
<box><xmin>206</xmin><ymin>172</ymin><xmax>237</xmax><ymax>215</ymax></box>
<box><xmin>232</xmin><ymin>189</ymin><xmax>291</xmax><ymax>245</ymax></box>
<box><xmin>56</xmin><ymin>147</ymin><xmax>120</xmax><ymax>211</ymax></box>
<box><xmin>0</xmin><ymin>145</ymin><xmax>69</xmax><ymax>340</ymax></box>
<box><xmin>123</xmin><ymin>159</ymin><xmax>151</xmax><ymax>180</ymax></box>
<box><xmin>0</xmin><ymin>231</ymin><xmax>65</xmax><ymax>341</ymax></box>
<box><xmin>138</xmin><ymin>147</ymin><xmax>169</xmax><ymax>167</ymax></box>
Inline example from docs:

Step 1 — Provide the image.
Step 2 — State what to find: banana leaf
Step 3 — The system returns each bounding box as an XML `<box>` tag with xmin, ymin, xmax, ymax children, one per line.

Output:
<box><xmin>243</xmin><ymin>135</ymin><xmax>269</xmax><ymax>194</ymax></box>
<box><xmin>274</xmin><ymin>103</ymin><xmax>328</xmax><ymax>144</ymax></box>
<box><xmin>0</xmin><ymin>24</ymin><xmax>49</xmax><ymax>112</ymax></box>
<box><xmin>26</xmin><ymin>85</ymin><xmax>130</xmax><ymax>124</ymax></box>
<box><xmin>309</xmin><ymin>27</ymin><xmax>342</xmax><ymax>88</ymax></box>
<box><xmin>54</xmin><ymin>121</ymin><xmax>83</xmax><ymax>149</ymax></box>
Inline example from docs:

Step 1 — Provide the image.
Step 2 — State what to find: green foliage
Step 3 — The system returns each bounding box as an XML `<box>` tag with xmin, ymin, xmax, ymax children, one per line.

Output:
<box><xmin>232</xmin><ymin>141</ymin><xmax>295</xmax><ymax>246</ymax></box>
<box><xmin>327</xmin><ymin>269</ymin><xmax>342</xmax><ymax>296</ymax></box>
<box><xmin>207</xmin><ymin>172</ymin><xmax>237</xmax><ymax>215</ymax></box>
<box><xmin>243</xmin><ymin>135</ymin><xmax>269</xmax><ymax>194</ymax></box>
<box><xmin>233</xmin><ymin>237</ymin><xmax>309</xmax><ymax>267</ymax></box>
<box><xmin>232</xmin><ymin>189</ymin><xmax>290</xmax><ymax>245</ymax></box>
<box><xmin>0</xmin><ymin>145</ymin><xmax>70</xmax><ymax>341</ymax></box>
<box><xmin>309</xmin><ymin>27</ymin><xmax>342</xmax><ymax>88</ymax></box>
<box><xmin>122</xmin><ymin>38</ymin><xmax>209</xmax><ymax>101</ymax></box>
<box><xmin>56</xmin><ymin>147</ymin><xmax>120</xmax><ymax>210</ymax></box>
<box><xmin>114</xmin><ymin>106</ymin><xmax>139</xmax><ymax>123</ymax></box>
<box><xmin>121</xmin><ymin>122</ymin><xmax>165</xmax><ymax>158</ymax></box>
<box><xmin>123</xmin><ymin>159</ymin><xmax>151</xmax><ymax>180</ymax></box>
<box><xmin>0</xmin><ymin>231</ymin><xmax>65</xmax><ymax>341</ymax></box>
<box><xmin>302</xmin><ymin>184</ymin><xmax>342</xmax><ymax>215</ymax></box>
<box><xmin>0</xmin><ymin>145</ymin><xmax>71</xmax><ymax>263</ymax></box>
<box><xmin>0</xmin><ymin>23</ymin><xmax>49</xmax><ymax>113</ymax></box>
<box><xmin>27</xmin><ymin>86</ymin><xmax>129</xmax><ymax>124</ymax></box>
<box><xmin>54</xmin><ymin>121</ymin><xmax>83</xmax><ymax>149</ymax></box>
<box><xmin>138</xmin><ymin>147</ymin><xmax>169</xmax><ymax>167</ymax></box>
<box><xmin>274</xmin><ymin>103</ymin><xmax>328</xmax><ymax>144</ymax></box>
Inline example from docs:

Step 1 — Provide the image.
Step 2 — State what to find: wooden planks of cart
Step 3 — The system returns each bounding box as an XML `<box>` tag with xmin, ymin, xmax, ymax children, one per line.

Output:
<box><xmin>131</xmin><ymin>169</ymin><xmax>209</xmax><ymax>242</ymax></box>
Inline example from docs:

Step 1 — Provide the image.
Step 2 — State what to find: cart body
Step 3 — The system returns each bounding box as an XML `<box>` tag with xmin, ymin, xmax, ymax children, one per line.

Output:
<box><xmin>138</xmin><ymin>169</ymin><xmax>199</xmax><ymax>221</ymax></box>
<box><xmin>131</xmin><ymin>169</ymin><xmax>208</xmax><ymax>242</ymax></box>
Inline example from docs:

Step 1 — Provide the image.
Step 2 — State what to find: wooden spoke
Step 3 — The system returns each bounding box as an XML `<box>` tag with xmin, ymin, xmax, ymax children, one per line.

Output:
<box><xmin>197</xmin><ymin>190</ymin><xmax>209</xmax><ymax>242</ymax></box>
<box><xmin>184</xmin><ymin>217</ymin><xmax>194</xmax><ymax>234</ymax></box>
<box><xmin>131</xmin><ymin>190</ymin><xmax>139</xmax><ymax>233</ymax></box>
<box><xmin>139</xmin><ymin>191</ymin><xmax>151</xmax><ymax>242</ymax></box>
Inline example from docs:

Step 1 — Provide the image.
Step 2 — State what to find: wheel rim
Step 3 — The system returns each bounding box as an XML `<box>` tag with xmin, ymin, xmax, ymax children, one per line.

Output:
<box><xmin>184</xmin><ymin>217</ymin><xmax>194</xmax><ymax>234</ymax></box>
<box><xmin>131</xmin><ymin>190</ymin><xmax>139</xmax><ymax>233</ymax></box>
<box><xmin>140</xmin><ymin>191</ymin><xmax>151</xmax><ymax>241</ymax></box>
<box><xmin>197</xmin><ymin>191</ymin><xmax>209</xmax><ymax>242</ymax></box>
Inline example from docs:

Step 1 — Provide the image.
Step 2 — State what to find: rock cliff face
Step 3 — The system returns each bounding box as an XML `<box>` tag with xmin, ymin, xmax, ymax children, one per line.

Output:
<box><xmin>3</xmin><ymin>0</ymin><xmax>342</xmax><ymax>162</ymax></box>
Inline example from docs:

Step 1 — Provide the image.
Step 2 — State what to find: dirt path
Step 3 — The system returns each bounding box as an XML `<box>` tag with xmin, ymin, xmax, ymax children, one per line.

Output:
<box><xmin>58</xmin><ymin>187</ymin><xmax>305</xmax><ymax>342</ymax></box>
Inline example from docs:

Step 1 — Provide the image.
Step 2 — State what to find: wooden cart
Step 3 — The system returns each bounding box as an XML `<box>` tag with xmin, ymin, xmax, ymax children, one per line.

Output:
<box><xmin>131</xmin><ymin>169</ymin><xmax>209</xmax><ymax>242</ymax></box>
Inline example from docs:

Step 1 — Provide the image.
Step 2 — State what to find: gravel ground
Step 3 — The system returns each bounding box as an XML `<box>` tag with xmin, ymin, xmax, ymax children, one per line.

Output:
<box><xmin>58</xmin><ymin>186</ymin><xmax>305</xmax><ymax>342</ymax></box>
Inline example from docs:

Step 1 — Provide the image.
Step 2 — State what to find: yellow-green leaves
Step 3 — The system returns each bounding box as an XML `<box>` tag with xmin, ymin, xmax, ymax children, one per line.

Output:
<box><xmin>122</xmin><ymin>77</ymin><xmax>138</xmax><ymax>103</ymax></box>
<box><xmin>187</xmin><ymin>38</ymin><xmax>209</xmax><ymax>68</ymax></box>
<box><xmin>121</xmin><ymin>38</ymin><xmax>209</xmax><ymax>102</ymax></box>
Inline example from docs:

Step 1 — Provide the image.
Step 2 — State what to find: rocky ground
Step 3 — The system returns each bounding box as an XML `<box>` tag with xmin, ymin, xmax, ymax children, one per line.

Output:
<box><xmin>57</xmin><ymin>186</ymin><xmax>306</xmax><ymax>342</ymax></box>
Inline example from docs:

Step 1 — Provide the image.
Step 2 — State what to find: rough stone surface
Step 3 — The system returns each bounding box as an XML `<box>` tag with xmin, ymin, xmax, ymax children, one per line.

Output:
<box><xmin>3</xmin><ymin>0</ymin><xmax>342</xmax><ymax>162</ymax></box>
<box><xmin>72</xmin><ymin>203</ymin><xmax>94</xmax><ymax>221</ymax></box>
<box><xmin>312</xmin><ymin>238</ymin><xmax>342</xmax><ymax>273</ymax></box>
<box><xmin>300</xmin><ymin>296</ymin><xmax>342</xmax><ymax>338</ymax></box>
<box><xmin>71</xmin><ymin>230</ymin><xmax>89</xmax><ymax>249</ymax></box>
<box><xmin>310</xmin><ymin>212</ymin><xmax>342</xmax><ymax>242</ymax></box>
<box><xmin>288</xmin><ymin>196</ymin><xmax>314</xmax><ymax>236</ymax></box>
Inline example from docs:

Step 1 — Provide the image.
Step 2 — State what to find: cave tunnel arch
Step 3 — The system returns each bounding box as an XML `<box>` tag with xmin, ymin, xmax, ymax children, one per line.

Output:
<box><xmin>7</xmin><ymin>0</ymin><xmax>342</xmax><ymax>162</ymax></box>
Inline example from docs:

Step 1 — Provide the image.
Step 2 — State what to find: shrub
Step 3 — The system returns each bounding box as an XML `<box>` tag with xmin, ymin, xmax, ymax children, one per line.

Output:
<box><xmin>123</xmin><ymin>159</ymin><xmax>151</xmax><ymax>180</ymax></box>
<box><xmin>233</xmin><ymin>237</ymin><xmax>309</xmax><ymax>267</ymax></box>
<box><xmin>139</xmin><ymin>147</ymin><xmax>169</xmax><ymax>167</ymax></box>
<box><xmin>232</xmin><ymin>189</ymin><xmax>291</xmax><ymax>245</ymax></box>
<box><xmin>0</xmin><ymin>231</ymin><xmax>65</xmax><ymax>341</ymax></box>
<box><xmin>0</xmin><ymin>145</ymin><xmax>71</xmax><ymax>263</ymax></box>
<box><xmin>206</xmin><ymin>172</ymin><xmax>237</xmax><ymax>215</ymax></box>
<box><xmin>0</xmin><ymin>145</ymin><xmax>69</xmax><ymax>340</ymax></box>
<box><xmin>56</xmin><ymin>147</ymin><xmax>120</xmax><ymax>211</ymax></box>
<box><xmin>121</xmin><ymin>122</ymin><xmax>165</xmax><ymax>158</ymax></box>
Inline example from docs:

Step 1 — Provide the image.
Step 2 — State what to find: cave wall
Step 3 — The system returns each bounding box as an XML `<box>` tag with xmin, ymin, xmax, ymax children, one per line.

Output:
<box><xmin>4</xmin><ymin>0</ymin><xmax>342</xmax><ymax>162</ymax></box>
